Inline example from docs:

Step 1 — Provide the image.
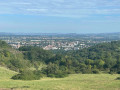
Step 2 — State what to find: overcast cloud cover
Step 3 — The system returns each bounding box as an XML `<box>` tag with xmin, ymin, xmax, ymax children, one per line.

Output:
<box><xmin>0</xmin><ymin>0</ymin><xmax>120</xmax><ymax>33</ymax></box>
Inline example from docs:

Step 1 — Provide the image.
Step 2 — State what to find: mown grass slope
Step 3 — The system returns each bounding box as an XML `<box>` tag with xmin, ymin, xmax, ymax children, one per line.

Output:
<box><xmin>0</xmin><ymin>68</ymin><xmax>120</xmax><ymax>90</ymax></box>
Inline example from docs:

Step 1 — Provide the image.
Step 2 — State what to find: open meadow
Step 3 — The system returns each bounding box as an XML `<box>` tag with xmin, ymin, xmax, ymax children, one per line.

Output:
<box><xmin>0</xmin><ymin>67</ymin><xmax>120</xmax><ymax>90</ymax></box>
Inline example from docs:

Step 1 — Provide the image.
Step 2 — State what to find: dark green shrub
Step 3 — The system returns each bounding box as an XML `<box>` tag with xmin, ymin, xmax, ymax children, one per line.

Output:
<box><xmin>116</xmin><ymin>77</ymin><xmax>120</xmax><ymax>80</ymax></box>
<box><xmin>48</xmin><ymin>74</ymin><xmax>55</xmax><ymax>78</ymax></box>
<box><xmin>117</xmin><ymin>71</ymin><xmax>120</xmax><ymax>74</ymax></box>
<box><xmin>11</xmin><ymin>70</ymin><xmax>42</xmax><ymax>80</ymax></box>
<box><xmin>92</xmin><ymin>69</ymin><xmax>99</xmax><ymax>74</ymax></box>
<box><xmin>55</xmin><ymin>73</ymin><xmax>68</xmax><ymax>78</ymax></box>
<box><xmin>82</xmin><ymin>69</ymin><xmax>92</xmax><ymax>74</ymax></box>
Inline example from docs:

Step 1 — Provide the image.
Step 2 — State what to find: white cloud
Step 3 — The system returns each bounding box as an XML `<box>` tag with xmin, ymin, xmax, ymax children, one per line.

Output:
<box><xmin>26</xmin><ymin>9</ymin><xmax>48</xmax><ymax>12</ymax></box>
<box><xmin>95</xmin><ymin>9</ymin><xmax>120</xmax><ymax>14</ymax></box>
<box><xmin>0</xmin><ymin>0</ymin><xmax>120</xmax><ymax>17</ymax></box>
<box><xmin>11</xmin><ymin>2</ymin><xmax>31</xmax><ymax>5</ymax></box>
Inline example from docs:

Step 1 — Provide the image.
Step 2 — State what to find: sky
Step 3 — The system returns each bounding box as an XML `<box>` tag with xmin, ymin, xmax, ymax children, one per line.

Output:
<box><xmin>0</xmin><ymin>0</ymin><xmax>120</xmax><ymax>33</ymax></box>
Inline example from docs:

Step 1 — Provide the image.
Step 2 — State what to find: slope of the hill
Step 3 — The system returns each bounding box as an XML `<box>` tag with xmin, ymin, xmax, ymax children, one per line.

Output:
<box><xmin>0</xmin><ymin>40</ymin><xmax>32</xmax><ymax>72</ymax></box>
<box><xmin>0</xmin><ymin>67</ymin><xmax>17</xmax><ymax>80</ymax></box>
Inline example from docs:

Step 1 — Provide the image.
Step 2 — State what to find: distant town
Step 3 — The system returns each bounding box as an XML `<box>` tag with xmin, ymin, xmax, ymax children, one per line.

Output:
<box><xmin>0</xmin><ymin>33</ymin><xmax>120</xmax><ymax>51</ymax></box>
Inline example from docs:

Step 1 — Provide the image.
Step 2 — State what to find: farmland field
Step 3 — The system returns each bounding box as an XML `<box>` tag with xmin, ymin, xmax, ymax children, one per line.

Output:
<box><xmin>0</xmin><ymin>67</ymin><xmax>120</xmax><ymax>90</ymax></box>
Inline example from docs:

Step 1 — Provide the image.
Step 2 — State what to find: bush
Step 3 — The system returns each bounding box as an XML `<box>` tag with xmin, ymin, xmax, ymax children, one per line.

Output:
<box><xmin>117</xmin><ymin>71</ymin><xmax>120</xmax><ymax>74</ymax></box>
<box><xmin>55</xmin><ymin>73</ymin><xmax>68</xmax><ymax>78</ymax></box>
<box><xmin>82</xmin><ymin>69</ymin><xmax>92</xmax><ymax>74</ymax></box>
<box><xmin>11</xmin><ymin>70</ymin><xmax>42</xmax><ymax>80</ymax></box>
<box><xmin>92</xmin><ymin>69</ymin><xmax>99</xmax><ymax>74</ymax></box>
<box><xmin>116</xmin><ymin>77</ymin><xmax>120</xmax><ymax>80</ymax></box>
<box><xmin>47</xmin><ymin>74</ymin><xmax>55</xmax><ymax>78</ymax></box>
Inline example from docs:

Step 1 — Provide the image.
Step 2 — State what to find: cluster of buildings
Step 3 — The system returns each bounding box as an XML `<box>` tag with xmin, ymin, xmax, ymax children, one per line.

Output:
<box><xmin>0</xmin><ymin>35</ymin><xmax>108</xmax><ymax>51</ymax></box>
<box><xmin>7</xmin><ymin>39</ymin><xmax>91</xmax><ymax>51</ymax></box>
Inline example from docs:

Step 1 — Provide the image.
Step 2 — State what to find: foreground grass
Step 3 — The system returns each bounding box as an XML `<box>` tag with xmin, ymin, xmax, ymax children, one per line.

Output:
<box><xmin>0</xmin><ymin>67</ymin><xmax>120</xmax><ymax>90</ymax></box>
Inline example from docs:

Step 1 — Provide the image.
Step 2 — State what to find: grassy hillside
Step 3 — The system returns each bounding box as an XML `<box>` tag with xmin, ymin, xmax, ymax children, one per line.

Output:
<box><xmin>0</xmin><ymin>67</ymin><xmax>17</xmax><ymax>80</ymax></box>
<box><xmin>0</xmin><ymin>68</ymin><xmax>120</xmax><ymax>90</ymax></box>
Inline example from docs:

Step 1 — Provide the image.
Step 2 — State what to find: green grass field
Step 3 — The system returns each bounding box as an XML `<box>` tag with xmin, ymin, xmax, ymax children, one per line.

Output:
<box><xmin>0</xmin><ymin>67</ymin><xmax>120</xmax><ymax>90</ymax></box>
